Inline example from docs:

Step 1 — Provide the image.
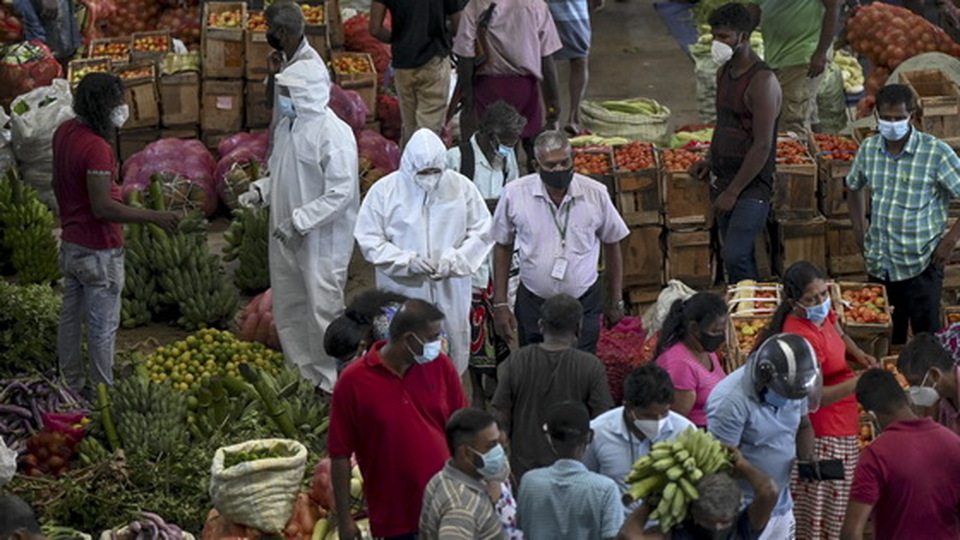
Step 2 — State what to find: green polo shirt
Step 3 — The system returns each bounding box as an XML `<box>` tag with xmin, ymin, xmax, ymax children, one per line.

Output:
<box><xmin>750</xmin><ymin>0</ymin><xmax>825</xmax><ymax>69</ymax></box>
<box><xmin>846</xmin><ymin>129</ymin><xmax>960</xmax><ymax>282</ymax></box>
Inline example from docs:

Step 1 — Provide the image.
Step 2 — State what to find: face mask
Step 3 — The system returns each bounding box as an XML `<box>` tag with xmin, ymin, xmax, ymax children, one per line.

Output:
<box><xmin>764</xmin><ymin>388</ymin><xmax>791</xmax><ymax>408</ymax></box>
<box><xmin>908</xmin><ymin>371</ymin><xmax>941</xmax><ymax>407</ymax></box>
<box><xmin>633</xmin><ymin>414</ymin><xmax>668</xmax><ymax>441</ymax></box>
<box><xmin>267</xmin><ymin>32</ymin><xmax>283</xmax><ymax>51</ymax></box>
<box><xmin>408</xmin><ymin>334</ymin><xmax>442</xmax><ymax>364</ymax></box>
<box><xmin>110</xmin><ymin>104</ymin><xmax>129</xmax><ymax>128</ymax></box>
<box><xmin>540</xmin><ymin>168</ymin><xmax>574</xmax><ymax>190</ymax></box>
<box><xmin>802</xmin><ymin>296</ymin><xmax>831</xmax><ymax>323</ymax></box>
<box><xmin>878</xmin><ymin>118</ymin><xmax>911</xmax><ymax>141</ymax></box>
<box><xmin>711</xmin><ymin>40</ymin><xmax>735</xmax><ymax>65</ymax></box>
<box><xmin>277</xmin><ymin>95</ymin><xmax>296</xmax><ymax>119</ymax></box>
<box><xmin>496</xmin><ymin>144</ymin><xmax>513</xmax><ymax>158</ymax></box>
<box><xmin>415</xmin><ymin>172</ymin><xmax>442</xmax><ymax>192</ymax></box>
<box><xmin>471</xmin><ymin>443</ymin><xmax>507</xmax><ymax>478</ymax></box>
<box><xmin>699</xmin><ymin>331</ymin><xmax>725</xmax><ymax>353</ymax></box>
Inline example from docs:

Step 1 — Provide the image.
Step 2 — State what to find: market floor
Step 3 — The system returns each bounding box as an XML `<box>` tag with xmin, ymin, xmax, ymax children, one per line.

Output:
<box><xmin>116</xmin><ymin>0</ymin><xmax>698</xmax><ymax>351</ymax></box>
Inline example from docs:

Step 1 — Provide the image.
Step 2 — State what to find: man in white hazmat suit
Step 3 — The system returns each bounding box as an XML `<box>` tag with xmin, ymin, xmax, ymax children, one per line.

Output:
<box><xmin>354</xmin><ymin>128</ymin><xmax>493</xmax><ymax>374</ymax></box>
<box><xmin>268</xmin><ymin>59</ymin><xmax>359</xmax><ymax>392</ymax></box>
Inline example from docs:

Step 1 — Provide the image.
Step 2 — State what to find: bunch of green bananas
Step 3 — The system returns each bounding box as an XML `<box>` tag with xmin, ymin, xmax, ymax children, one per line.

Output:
<box><xmin>110</xmin><ymin>374</ymin><xmax>190</xmax><ymax>460</ymax></box>
<box><xmin>624</xmin><ymin>427</ymin><xmax>732</xmax><ymax>531</ymax></box>
<box><xmin>222</xmin><ymin>206</ymin><xmax>270</xmax><ymax>294</ymax></box>
<box><xmin>120</xmin><ymin>222</ymin><xmax>158</xmax><ymax>328</ymax></box>
<box><xmin>263</xmin><ymin>368</ymin><xmax>330</xmax><ymax>449</ymax></box>
<box><xmin>0</xmin><ymin>172</ymin><xmax>60</xmax><ymax>284</ymax></box>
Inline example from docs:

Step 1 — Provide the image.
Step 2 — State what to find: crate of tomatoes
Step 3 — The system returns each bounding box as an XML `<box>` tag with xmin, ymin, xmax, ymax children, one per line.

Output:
<box><xmin>300</xmin><ymin>2</ymin><xmax>331</xmax><ymax>60</ymax></box>
<box><xmin>811</xmin><ymin>133</ymin><xmax>861</xmax><ymax>218</ymax></box>
<box><xmin>726</xmin><ymin>280</ymin><xmax>781</xmax><ymax>317</ymax></box>
<box><xmin>835</xmin><ymin>282</ymin><xmax>892</xmax><ymax>358</ymax></box>
<box><xmin>331</xmin><ymin>52</ymin><xmax>377</xmax><ymax>114</ymax></box>
<box><xmin>131</xmin><ymin>31</ymin><xmax>172</xmax><ymax>62</ymax></box>
<box><xmin>612</xmin><ymin>141</ymin><xmax>660</xmax><ymax>226</ymax></box>
<box><xmin>245</xmin><ymin>11</ymin><xmax>270</xmax><ymax>80</ymax></box>
<box><xmin>88</xmin><ymin>36</ymin><xmax>131</xmax><ymax>64</ymax></box>
<box><xmin>68</xmin><ymin>57</ymin><xmax>111</xmax><ymax>87</ymax></box>
<box><xmin>660</xmin><ymin>148</ymin><xmax>710</xmax><ymax>230</ymax></box>
<box><xmin>725</xmin><ymin>315</ymin><xmax>769</xmax><ymax>374</ymax></box>
<box><xmin>202</xmin><ymin>2</ymin><xmax>247</xmax><ymax>79</ymax></box>
<box><xmin>113</xmin><ymin>62</ymin><xmax>160</xmax><ymax>130</ymax></box>
<box><xmin>773</xmin><ymin>135</ymin><xmax>818</xmax><ymax>220</ymax></box>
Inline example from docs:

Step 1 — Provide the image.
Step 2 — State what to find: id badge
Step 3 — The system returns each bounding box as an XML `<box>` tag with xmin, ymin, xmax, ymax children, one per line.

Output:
<box><xmin>551</xmin><ymin>257</ymin><xmax>568</xmax><ymax>280</ymax></box>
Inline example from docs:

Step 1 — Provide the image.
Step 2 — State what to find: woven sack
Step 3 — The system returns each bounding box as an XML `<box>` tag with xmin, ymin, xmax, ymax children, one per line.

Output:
<box><xmin>581</xmin><ymin>98</ymin><xmax>671</xmax><ymax>145</ymax></box>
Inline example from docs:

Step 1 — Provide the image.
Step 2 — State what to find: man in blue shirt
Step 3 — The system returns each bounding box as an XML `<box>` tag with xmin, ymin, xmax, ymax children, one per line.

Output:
<box><xmin>706</xmin><ymin>334</ymin><xmax>819</xmax><ymax>540</ymax></box>
<box><xmin>518</xmin><ymin>401</ymin><xmax>624</xmax><ymax>540</ymax></box>
<box><xmin>584</xmin><ymin>365</ymin><xmax>696</xmax><ymax>502</ymax></box>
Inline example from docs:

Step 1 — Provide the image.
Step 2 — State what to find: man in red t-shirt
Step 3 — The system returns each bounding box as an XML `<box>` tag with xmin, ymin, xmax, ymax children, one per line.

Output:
<box><xmin>52</xmin><ymin>73</ymin><xmax>178</xmax><ymax>394</ymax></box>
<box><xmin>328</xmin><ymin>298</ymin><xmax>468</xmax><ymax>540</ymax></box>
<box><xmin>841</xmin><ymin>369</ymin><xmax>960</xmax><ymax>540</ymax></box>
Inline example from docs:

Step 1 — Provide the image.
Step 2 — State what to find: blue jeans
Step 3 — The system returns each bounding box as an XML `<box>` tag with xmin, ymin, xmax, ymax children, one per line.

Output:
<box><xmin>57</xmin><ymin>242</ymin><xmax>124</xmax><ymax>391</ymax></box>
<box><xmin>717</xmin><ymin>198</ymin><xmax>770</xmax><ymax>283</ymax></box>
<box><xmin>12</xmin><ymin>0</ymin><xmax>46</xmax><ymax>41</ymax></box>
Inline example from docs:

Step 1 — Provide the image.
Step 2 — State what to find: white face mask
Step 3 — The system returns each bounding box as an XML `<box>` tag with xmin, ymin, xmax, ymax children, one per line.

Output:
<box><xmin>110</xmin><ymin>104</ymin><xmax>130</xmax><ymax>128</ymax></box>
<box><xmin>877</xmin><ymin>117</ymin><xmax>911</xmax><ymax>142</ymax></box>
<box><xmin>633</xmin><ymin>414</ymin><xmax>668</xmax><ymax>441</ymax></box>
<box><xmin>908</xmin><ymin>371</ymin><xmax>941</xmax><ymax>408</ymax></box>
<box><xmin>712</xmin><ymin>40</ymin><xmax>735</xmax><ymax>65</ymax></box>
<box><xmin>415</xmin><ymin>172</ymin><xmax>442</xmax><ymax>192</ymax></box>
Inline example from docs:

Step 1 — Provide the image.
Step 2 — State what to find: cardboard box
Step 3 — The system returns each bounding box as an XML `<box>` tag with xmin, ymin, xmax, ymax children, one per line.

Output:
<box><xmin>160</xmin><ymin>71</ymin><xmax>201</xmax><ymax>127</ymax></box>
<box><xmin>201</xmin><ymin>79</ymin><xmax>244</xmax><ymax>134</ymax></box>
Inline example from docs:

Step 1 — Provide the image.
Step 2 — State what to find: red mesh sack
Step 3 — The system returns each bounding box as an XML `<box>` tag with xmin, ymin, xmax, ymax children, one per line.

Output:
<box><xmin>0</xmin><ymin>41</ymin><xmax>62</xmax><ymax>110</ymax></box>
<box><xmin>596</xmin><ymin>316</ymin><xmax>646</xmax><ymax>403</ymax></box>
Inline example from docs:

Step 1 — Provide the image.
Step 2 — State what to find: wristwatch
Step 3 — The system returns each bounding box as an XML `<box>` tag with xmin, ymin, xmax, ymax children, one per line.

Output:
<box><xmin>609</xmin><ymin>300</ymin><xmax>625</xmax><ymax>310</ymax></box>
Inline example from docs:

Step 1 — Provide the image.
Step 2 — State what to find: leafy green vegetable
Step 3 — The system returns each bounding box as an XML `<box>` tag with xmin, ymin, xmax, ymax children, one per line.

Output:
<box><xmin>0</xmin><ymin>279</ymin><xmax>60</xmax><ymax>376</ymax></box>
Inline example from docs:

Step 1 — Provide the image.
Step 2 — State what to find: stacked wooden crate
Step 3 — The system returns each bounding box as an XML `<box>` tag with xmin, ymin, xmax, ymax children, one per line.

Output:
<box><xmin>813</xmin><ymin>133</ymin><xmax>867</xmax><ymax>281</ymax></box>
<box><xmin>159</xmin><ymin>52</ymin><xmax>202</xmax><ymax>141</ymax></box>
<box><xmin>772</xmin><ymin>135</ymin><xmax>826</xmax><ymax>275</ymax></box>
<box><xmin>201</xmin><ymin>2</ymin><xmax>247</xmax><ymax>149</ymax></box>
<box><xmin>724</xmin><ymin>280</ymin><xmax>781</xmax><ymax>373</ymax></box>
<box><xmin>661</xmin><ymin>148</ymin><xmax>714</xmax><ymax>288</ymax></box>
<box><xmin>832</xmin><ymin>281</ymin><xmax>893</xmax><ymax>359</ymax></box>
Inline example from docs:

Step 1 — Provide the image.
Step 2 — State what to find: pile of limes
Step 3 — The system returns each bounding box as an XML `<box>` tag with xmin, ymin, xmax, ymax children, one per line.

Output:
<box><xmin>143</xmin><ymin>329</ymin><xmax>285</xmax><ymax>391</ymax></box>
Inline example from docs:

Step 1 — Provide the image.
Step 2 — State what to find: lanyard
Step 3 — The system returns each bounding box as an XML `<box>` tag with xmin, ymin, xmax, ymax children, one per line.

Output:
<box><xmin>547</xmin><ymin>199</ymin><xmax>573</xmax><ymax>249</ymax></box>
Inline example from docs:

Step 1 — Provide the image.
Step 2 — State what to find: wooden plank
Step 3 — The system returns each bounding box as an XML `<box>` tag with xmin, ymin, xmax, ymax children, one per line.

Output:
<box><xmin>662</xmin><ymin>170</ymin><xmax>711</xmax><ymax>230</ymax></box>
<box><xmin>826</xmin><ymin>218</ymin><xmax>866</xmax><ymax>276</ymax></box>
<box><xmin>773</xmin><ymin>162</ymin><xmax>818</xmax><ymax>220</ymax></box>
<box><xmin>201</xmin><ymin>79</ymin><xmax>244</xmax><ymax>134</ymax></box>
<box><xmin>665</xmin><ymin>229</ymin><xmax>713</xmax><ymax>287</ymax></box>
<box><xmin>616</xmin><ymin>170</ymin><xmax>661</xmax><ymax>226</ymax></box>
<box><xmin>774</xmin><ymin>216</ymin><xmax>827</xmax><ymax>276</ymax></box>
<box><xmin>623</xmin><ymin>225</ymin><xmax>664</xmax><ymax>287</ymax></box>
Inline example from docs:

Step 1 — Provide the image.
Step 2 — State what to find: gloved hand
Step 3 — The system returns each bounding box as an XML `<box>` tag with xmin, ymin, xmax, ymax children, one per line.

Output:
<box><xmin>272</xmin><ymin>218</ymin><xmax>303</xmax><ymax>251</ymax></box>
<box><xmin>409</xmin><ymin>255</ymin><xmax>437</xmax><ymax>276</ymax></box>
<box><xmin>430</xmin><ymin>257</ymin><xmax>452</xmax><ymax>280</ymax></box>
<box><xmin>238</xmin><ymin>189</ymin><xmax>262</xmax><ymax>208</ymax></box>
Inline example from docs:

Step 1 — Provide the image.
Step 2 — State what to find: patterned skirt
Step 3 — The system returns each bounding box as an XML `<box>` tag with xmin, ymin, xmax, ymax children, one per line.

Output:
<box><xmin>469</xmin><ymin>280</ymin><xmax>510</xmax><ymax>373</ymax></box>
<box><xmin>791</xmin><ymin>435</ymin><xmax>859</xmax><ymax>540</ymax></box>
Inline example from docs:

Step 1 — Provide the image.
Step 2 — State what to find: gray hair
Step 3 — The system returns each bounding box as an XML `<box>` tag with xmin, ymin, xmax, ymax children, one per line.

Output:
<box><xmin>480</xmin><ymin>101</ymin><xmax>527</xmax><ymax>138</ymax></box>
<box><xmin>534</xmin><ymin>130</ymin><xmax>571</xmax><ymax>160</ymax></box>
<box><xmin>266</xmin><ymin>0</ymin><xmax>305</xmax><ymax>36</ymax></box>
<box><xmin>691</xmin><ymin>474</ymin><xmax>742</xmax><ymax>520</ymax></box>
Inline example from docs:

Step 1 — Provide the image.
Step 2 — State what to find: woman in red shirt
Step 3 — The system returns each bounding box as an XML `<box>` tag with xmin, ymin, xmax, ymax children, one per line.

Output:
<box><xmin>53</xmin><ymin>73</ymin><xmax>178</xmax><ymax>395</ymax></box>
<box><xmin>757</xmin><ymin>261</ymin><xmax>876</xmax><ymax>540</ymax></box>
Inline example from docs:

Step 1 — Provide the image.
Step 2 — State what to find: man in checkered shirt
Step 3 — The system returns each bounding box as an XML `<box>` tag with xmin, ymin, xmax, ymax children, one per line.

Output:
<box><xmin>847</xmin><ymin>84</ymin><xmax>960</xmax><ymax>345</ymax></box>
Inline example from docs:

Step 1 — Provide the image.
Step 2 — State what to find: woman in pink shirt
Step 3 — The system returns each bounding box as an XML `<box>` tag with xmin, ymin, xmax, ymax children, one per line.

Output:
<box><xmin>654</xmin><ymin>292</ymin><xmax>728</xmax><ymax>427</ymax></box>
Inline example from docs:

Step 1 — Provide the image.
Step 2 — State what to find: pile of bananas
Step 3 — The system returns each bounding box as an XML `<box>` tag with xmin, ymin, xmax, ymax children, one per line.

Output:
<box><xmin>154</xmin><ymin>231</ymin><xmax>239</xmax><ymax>330</ymax></box>
<box><xmin>835</xmin><ymin>50</ymin><xmax>865</xmax><ymax>95</ymax></box>
<box><xmin>223</xmin><ymin>207</ymin><xmax>270</xmax><ymax>294</ymax></box>
<box><xmin>0</xmin><ymin>171</ymin><xmax>59</xmax><ymax>284</ymax></box>
<box><xmin>121</xmin><ymin>222</ymin><xmax>159</xmax><ymax>328</ymax></box>
<box><xmin>110</xmin><ymin>375</ymin><xmax>190</xmax><ymax>460</ymax></box>
<box><xmin>625</xmin><ymin>428</ymin><xmax>732</xmax><ymax>531</ymax></box>
<box><xmin>262</xmin><ymin>368</ymin><xmax>330</xmax><ymax>449</ymax></box>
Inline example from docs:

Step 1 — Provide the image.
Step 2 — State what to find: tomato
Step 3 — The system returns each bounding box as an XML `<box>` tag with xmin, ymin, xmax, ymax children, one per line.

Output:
<box><xmin>661</xmin><ymin>149</ymin><xmax>703</xmax><ymax>172</ymax></box>
<box><xmin>613</xmin><ymin>142</ymin><xmax>656</xmax><ymax>172</ymax></box>
<box><xmin>574</xmin><ymin>150</ymin><xmax>612</xmax><ymax>175</ymax></box>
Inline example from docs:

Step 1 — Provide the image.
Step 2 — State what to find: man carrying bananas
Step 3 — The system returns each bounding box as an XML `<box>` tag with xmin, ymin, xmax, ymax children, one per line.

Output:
<box><xmin>706</xmin><ymin>333</ymin><xmax>820</xmax><ymax>540</ymax></box>
<box><xmin>618</xmin><ymin>445</ymin><xmax>778</xmax><ymax>540</ymax></box>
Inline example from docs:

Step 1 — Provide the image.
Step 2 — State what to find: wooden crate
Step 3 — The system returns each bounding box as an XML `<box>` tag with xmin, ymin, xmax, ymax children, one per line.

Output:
<box><xmin>626</xmin><ymin>286</ymin><xmax>662</xmax><ymax>316</ymax></box>
<box><xmin>622</xmin><ymin>225</ymin><xmax>664</xmax><ymax>288</ymax></box>
<box><xmin>245</xmin><ymin>80</ymin><xmax>271</xmax><ymax>129</ymax></box>
<box><xmin>774</xmin><ymin>216</ymin><xmax>827</xmax><ymax>276</ymax></box>
<box><xmin>616</xmin><ymin>170</ymin><xmax>661</xmax><ymax>226</ymax></box>
<box><xmin>159</xmin><ymin>71</ymin><xmax>200</xmax><ymax>127</ymax></box>
<box><xmin>726</xmin><ymin>314</ymin><xmax>770</xmax><ymax>373</ymax></box>
<box><xmin>160</xmin><ymin>125</ymin><xmax>199</xmax><ymax>140</ymax></box>
<box><xmin>201</xmin><ymin>79</ymin><xmax>244</xmax><ymax>134</ymax></box>
<box><xmin>303</xmin><ymin>1</ymin><xmax>331</xmax><ymax>60</ymax></box>
<box><xmin>944</xmin><ymin>305</ymin><xmax>960</xmax><ymax>327</ymax></box>
<box><xmin>202</xmin><ymin>2</ymin><xmax>247</xmax><ymax>79</ymax></box>
<box><xmin>87</xmin><ymin>36</ymin><xmax>131</xmax><ymax>63</ymax></box>
<box><xmin>131</xmin><ymin>31</ymin><xmax>172</xmax><ymax>62</ymax></box>
<box><xmin>773</xmin><ymin>136</ymin><xmax>818</xmax><ymax>220</ymax></box>
<box><xmin>946</xmin><ymin>263</ymin><xmax>960</xmax><ymax>289</ymax></box>
<box><xmin>68</xmin><ymin>57</ymin><xmax>111</xmax><ymax>87</ymax></box>
<box><xmin>900</xmin><ymin>69</ymin><xmax>960</xmax><ymax>146</ymax></box>
<box><xmin>332</xmin><ymin>52</ymin><xmax>377</xmax><ymax>112</ymax></box>
<box><xmin>727</xmin><ymin>281</ymin><xmax>781</xmax><ymax>317</ymax></box>
<box><xmin>665</xmin><ymin>229</ymin><xmax>713</xmax><ymax>287</ymax></box>
<box><xmin>118</xmin><ymin>128</ymin><xmax>160</xmax><ymax>162</ymax></box>
<box><xmin>115</xmin><ymin>63</ymin><xmax>160</xmax><ymax>130</ymax></box>
<box><xmin>811</xmin><ymin>134</ymin><xmax>859</xmax><ymax>218</ymax></box>
<box><xmin>826</xmin><ymin>219</ymin><xmax>866</xmax><ymax>276</ymax></box>
<box><xmin>661</xmin><ymin>169</ymin><xmax>711</xmax><ymax>230</ymax></box>
<box><xmin>835</xmin><ymin>281</ymin><xmax>893</xmax><ymax>335</ymax></box>
<box><xmin>245</xmin><ymin>11</ymin><xmax>271</xmax><ymax>80</ymax></box>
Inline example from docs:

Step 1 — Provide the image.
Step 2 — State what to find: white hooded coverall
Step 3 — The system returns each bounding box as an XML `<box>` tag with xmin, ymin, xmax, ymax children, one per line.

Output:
<box><xmin>354</xmin><ymin>129</ymin><xmax>493</xmax><ymax>374</ymax></box>
<box><xmin>268</xmin><ymin>60</ymin><xmax>359</xmax><ymax>391</ymax></box>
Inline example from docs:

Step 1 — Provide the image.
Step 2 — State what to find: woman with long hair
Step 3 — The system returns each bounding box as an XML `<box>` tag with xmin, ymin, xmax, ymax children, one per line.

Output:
<box><xmin>654</xmin><ymin>292</ymin><xmax>729</xmax><ymax>427</ymax></box>
<box><xmin>52</xmin><ymin>73</ymin><xmax>179</xmax><ymax>395</ymax></box>
<box><xmin>757</xmin><ymin>261</ymin><xmax>877</xmax><ymax>540</ymax></box>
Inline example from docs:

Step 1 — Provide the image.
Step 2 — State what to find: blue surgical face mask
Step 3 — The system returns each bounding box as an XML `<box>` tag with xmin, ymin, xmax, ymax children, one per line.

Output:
<box><xmin>408</xmin><ymin>334</ymin><xmax>442</xmax><ymax>364</ymax></box>
<box><xmin>277</xmin><ymin>94</ymin><xmax>296</xmax><ymax>119</ymax></box>
<box><xmin>802</xmin><ymin>296</ymin><xmax>831</xmax><ymax>323</ymax></box>
<box><xmin>471</xmin><ymin>443</ymin><xmax>507</xmax><ymax>478</ymax></box>
<box><xmin>764</xmin><ymin>388</ymin><xmax>791</xmax><ymax>408</ymax></box>
<box><xmin>496</xmin><ymin>144</ymin><xmax>513</xmax><ymax>158</ymax></box>
<box><xmin>877</xmin><ymin>117</ymin><xmax>910</xmax><ymax>141</ymax></box>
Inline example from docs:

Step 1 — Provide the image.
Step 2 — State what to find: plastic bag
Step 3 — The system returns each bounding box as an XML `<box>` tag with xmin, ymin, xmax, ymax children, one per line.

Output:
<box><xmin>329</xmin><ymin>84</ymin><xmax>368</xmax><ymax>134</ymax></box>
<box><xmin>357</xmin><ymin>130</ymin><xmax>399</xmax><ymax>172</ymax></box>
<box><xmin>210</xmin><ymin>439</ymin><xmax>308</xmax><ymax>534</ymax></box>
<box><xmin>817</xmin><ymin>61</ymin><xmax>848</xmax><ymax>134</ymax></box>
<box><xmin>596</xmin><ymin>316</ymin><xmax>645</xmax><ymax>403</ymax></box>
<box><xmin>641</xmin><ymin>280</ymin><xmax>697</xmax><ymax>337</ymax></box>
<box><xmin>0</xmin><ymin>41</ymin><xmax>63</xmax><ymax>110</ymax></box>
<box><xmin>0</xmin><ymin>437</ymin><xmax>15</xmax><ymax>488</ymax></box>
<box><xmin>691</xmin><ymin>44</ymin><xmax>718</xmax><ymax>124</ymax></box>
<box><xmin>10</xmin><ymin>77</ymin><xmax>73</xmax><ymax>210</ymax></box>
<box><xmin>0</xmin><ymin>107</ymin><xmax>13</xmax><ymax>176</ymax></box>
<box><xmin>218</xmin><ymin>131</ymin><xmax>269</xmax><ymax>159</ymax></box>
<box><xmin>343</xmin><ymin>13</ymin><xmax>391</xmax><ymax>89</ymax></box>
<box><xmin>375</xmin><ymin>95</ymin><xmax>401</xmax><ymax>143</ymax></box>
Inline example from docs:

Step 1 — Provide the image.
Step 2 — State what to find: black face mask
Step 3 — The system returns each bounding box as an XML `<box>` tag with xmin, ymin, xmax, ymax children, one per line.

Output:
<box><xmin>699</xmin><ymin>331</ymin><xmax>725</xmax><ymax>353</ymax></box>
<box><xmin>540</xmin><ymin>168</ymin><xmax>574</xmax><ymax>190</ymax></box>
<box><xmin>267</xmin><ymin>32</ymin><xmax>284</xmax><ymax>51</ymax></box>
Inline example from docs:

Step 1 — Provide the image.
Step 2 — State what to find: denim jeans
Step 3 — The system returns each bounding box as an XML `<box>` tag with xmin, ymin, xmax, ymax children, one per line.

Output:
<box><xmin>58</xmin><ymin>242</ymin><xmax>124</xmax><ymax>391</ymax></box>
<box><xmin>717</xmin><ymin>198</ymin><xmax>770</xmax><ymax>284</ymax></box>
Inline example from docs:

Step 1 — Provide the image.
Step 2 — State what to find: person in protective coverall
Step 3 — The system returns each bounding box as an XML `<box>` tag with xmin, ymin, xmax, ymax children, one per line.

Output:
<box><xmin>267</xmin><ymin>59</ymin><xmax>359</xmax><ymax>392</ymax></box>
<box><xmin>354</xmin><ymin>128</ymin><xmax>493</xmax><ymax>374</ymax></box>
